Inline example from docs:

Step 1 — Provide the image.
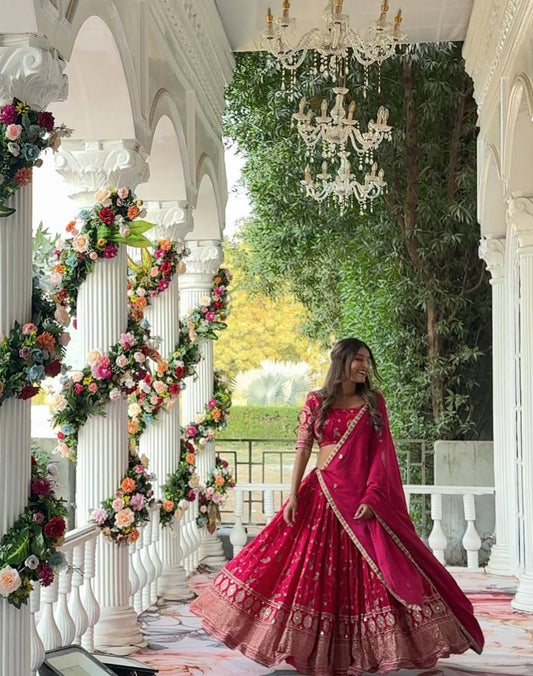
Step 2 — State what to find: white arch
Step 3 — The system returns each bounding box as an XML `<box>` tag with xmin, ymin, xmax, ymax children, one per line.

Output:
<box><xmin>48</xmin><ymin>13</ymin><xmax>137</xmax><ymax>139</ymax></box>
<box><xmin>503</xmin><ymin>72</ymin><xmax>533</xmax><ymax>197</ymax></box>
<box><xmin>479</xmin><ymin>143</ymin><xmax>506</xmax><ymax>237</ymax></box>
<box><xmin>135</xmin><ymin>90</ymin><xmax>191</xmax><ymax>202</ymax></box>
<box><xmin>191</xmin><ymin>154</ymin><xmax>225</xmax><ymax>240</ymax></box>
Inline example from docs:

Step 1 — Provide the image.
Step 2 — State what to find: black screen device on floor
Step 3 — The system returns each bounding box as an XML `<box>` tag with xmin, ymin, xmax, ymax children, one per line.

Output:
<box><xmin>38</xmin><ymin>646</ymin><xmax>158</xmax><ymax>675</ymax></box>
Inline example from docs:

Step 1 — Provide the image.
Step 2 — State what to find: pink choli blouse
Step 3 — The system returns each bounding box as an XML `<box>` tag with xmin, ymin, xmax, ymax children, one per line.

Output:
<box><xmin>295</xmin><ymin>390</ymin><xmax>362</xmax><ymax>450</ymax></box>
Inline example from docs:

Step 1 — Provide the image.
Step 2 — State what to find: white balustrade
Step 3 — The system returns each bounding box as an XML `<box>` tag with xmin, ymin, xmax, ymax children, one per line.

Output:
<box><xmin>31</xmin><ymin>525</ymin><xmax>100</xmax><ymax>671</ymax></box>
<box><xmin>229</xmin><ymin>483</ymin><xmax>495</xmax><ymax>569</ymax></box>
<box><xmin>150</xmin><ymin>508</ymin><xmax>163</xmax><ymax>606</ymax></box>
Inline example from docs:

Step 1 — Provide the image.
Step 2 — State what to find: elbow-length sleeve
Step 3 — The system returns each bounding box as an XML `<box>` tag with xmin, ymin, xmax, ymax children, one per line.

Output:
<box><xmin>295</xmin><ymin>391</ymin><xmax>320</xmax><ymax>451</ymax></box>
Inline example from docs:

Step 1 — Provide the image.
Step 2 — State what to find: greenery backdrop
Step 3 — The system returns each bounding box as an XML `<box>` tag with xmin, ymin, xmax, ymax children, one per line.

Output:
<box><xmin>223</xmin><ymin>43</ymin><xmax>492</xmax><ymax>441</ymax></box>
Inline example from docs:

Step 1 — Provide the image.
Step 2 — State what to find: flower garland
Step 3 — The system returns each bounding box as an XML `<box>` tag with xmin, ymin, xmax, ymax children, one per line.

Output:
<box><xmin>0</xmin><ymin>98</ymin><xmax>71</xmax><ymax>217</ymax></box>
<box><xmin>0</xmin><ymin>454</ymin><xmax>67</xmax><ymax>608</ymax></box>
<box><xmin>50</xmin><ymin>187</ymin><xmax>155</xmax><ymax>320</ymax></box>
<box><xmin>197</xmin><ymin>455</ymin><xmax>235</xmax><ymax>533</ymax></box>
<box><xmin>0</xmin><ymin>284</ymin><xmax>68</xmax><ymax>406</ymax></box>
<box><xmin>162</xmin><ymin>371</ymin><xmax>233</xmax><ymax>529</ymax></box>
<box><xmin>159</xmin><ymin>438</ymin><xmax>198</xmax><ymax>528</ymax></box>
<box><xmin>127</xmin><ymin>267</ymin><xmax>232</xmax><ymax>445</ymax></box>
<box><xmin>89</xmin><ymin>447</ymin><xmax>155</xmax><ymax>545</ymax></box>
<box><xmin>50</xmin><ymin>317</ymin><xmax>160</xmax><ymax>461</ymax></box>
<box><xmin>127</xmin><ymin>239</ymin><xmax>188</xmax><ymax>321</ymax></box>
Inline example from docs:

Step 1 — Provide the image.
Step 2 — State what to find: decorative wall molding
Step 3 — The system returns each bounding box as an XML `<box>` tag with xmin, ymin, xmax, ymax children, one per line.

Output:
<box><xmin>0</xmin><ymin>33</ymin><xmax>68</xmax><ymax>109</ymax></box>
<box><xmin>145</xmin><ymin>200</ymin><xmax>194</xmax><ymax>242</ymax></box>
<box><xmin>507</xmin><ymin>196</ymin><xmax>533</xmax><ymax>252</ymax></box>
<box><xmin>479</xmin><ymin>236</ymin><xmax>506</xmax><ymax>282</ymax></box>
<box><xmin>181</xmin><ymin>240</ymin><xmax>223</xmax><ymax>277</ymax></box>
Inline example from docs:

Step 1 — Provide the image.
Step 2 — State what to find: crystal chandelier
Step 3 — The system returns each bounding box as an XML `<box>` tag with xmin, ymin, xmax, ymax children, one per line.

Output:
<box><xmin>292</xmin><ymin>87</ymin><xmax>392</xmax><ymax>166</ymax></box>
<box><xmin>301</xmin><ymin>156</ymin><xmax>386</xmax><ymax>214</ymax></box>
<box><xmin>263</xmin><ymin>0</ymin><xmax>406</xmax><ymax>92</ymax></box>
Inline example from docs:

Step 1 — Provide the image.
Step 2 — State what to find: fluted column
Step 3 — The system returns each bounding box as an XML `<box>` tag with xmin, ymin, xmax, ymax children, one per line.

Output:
<box><xmin>179</xmin><ymin>240</ymin><xmax>226</xmax><ymax>570</ymax></box>
<box><xmin>508</xmin><ymin>197</ymin><xmax>533</xmax><ymax>612</ymax></box>
<box><xmin>0</xmin><ymin>34</ymin><xmax>67</xmax><ymax>676</ymax></box>
<box><xmin>479</xmin><ymin>236</ymin><xmax>513</xmax><ymax>576</ymax></box>
<box><xmin>55</xmin><ymin>139</ymin><xmax>149</xmax><ymax>649</ymax></box>
<box><xmin>139</xmin><ymin>201</ymin><xmax>194</xmax><ymax>600</ymax></box>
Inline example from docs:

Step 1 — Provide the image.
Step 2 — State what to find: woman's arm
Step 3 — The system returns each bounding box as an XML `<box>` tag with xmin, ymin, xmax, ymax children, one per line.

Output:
<box><xmin>284</xmin><ymin>392</ymin><xmax>317</xmax><ymax>525</ymax></box>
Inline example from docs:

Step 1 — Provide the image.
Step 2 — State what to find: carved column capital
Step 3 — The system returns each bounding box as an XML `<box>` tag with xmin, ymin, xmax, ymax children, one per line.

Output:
<box><xmin>479</xmin><ymin>236</ymin><xmax>505</xmax><ymax>283</ymax></box>
<box><xmin>0</xmin><ymin>33</ymin><xmax>68</xmax><ymax>109</ymax></box>
<box><xmin>54</xmin><ymin>139</ymin><xmax>150</xmax><ymax>206</ymax></box>
<box><xmin>181</xmin><ymin>239</ymin><xmax>223</xmax><ymax>276</ymax></box>
<box><xmin>144</xmin><ymin>200</ymin><xmax>193</xmax><ymax>243</ymax></box>
<box><xmin>507</xmin><ymin>196</ymin><xmax>533</xmax><ymax>253</ymax></box>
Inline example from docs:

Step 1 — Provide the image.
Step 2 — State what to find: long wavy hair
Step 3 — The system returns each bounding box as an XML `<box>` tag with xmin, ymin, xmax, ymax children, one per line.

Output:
<box><xmin>316</xmin><ymin>338</ymin><xmax>383</xmax><ymax>437</ymax></box>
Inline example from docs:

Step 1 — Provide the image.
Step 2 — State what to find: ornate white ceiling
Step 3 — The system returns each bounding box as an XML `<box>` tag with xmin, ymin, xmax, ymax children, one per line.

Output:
<box><xmin>214</xmin><ymin>0</ymin><xmax>475</xmax><ymax>50</ymax></box>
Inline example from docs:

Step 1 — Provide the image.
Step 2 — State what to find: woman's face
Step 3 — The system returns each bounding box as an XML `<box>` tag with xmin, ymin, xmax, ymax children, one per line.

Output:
<box><xmin>348</xmin><ymin>347</ymin><xmax>371</xmax><ymax>383</ymax></box>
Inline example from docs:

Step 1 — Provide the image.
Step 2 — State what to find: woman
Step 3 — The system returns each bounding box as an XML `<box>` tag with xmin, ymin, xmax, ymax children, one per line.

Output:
<box><xmin>191</xmin><ymin>338</ymin><xmax>484</xmax><ymax>675</ymax></box>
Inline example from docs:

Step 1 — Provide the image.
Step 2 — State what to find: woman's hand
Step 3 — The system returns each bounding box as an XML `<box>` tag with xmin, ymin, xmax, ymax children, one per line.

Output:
<box><xmin>283</xmin><ymin>494</ymin><xmax>298</xmax><ymax>526</ymax></box>
<box><xmin>353</xmin><ymin>503</ymin><xmax>374</xmax><ymax>520</ymax></box>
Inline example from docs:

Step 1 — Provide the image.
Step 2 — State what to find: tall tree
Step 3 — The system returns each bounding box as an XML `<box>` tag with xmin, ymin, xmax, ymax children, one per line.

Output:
<box><xmin>225</xmin><ymin>44</ymin><xmax>491</xmax><ymax>440</ymax></box>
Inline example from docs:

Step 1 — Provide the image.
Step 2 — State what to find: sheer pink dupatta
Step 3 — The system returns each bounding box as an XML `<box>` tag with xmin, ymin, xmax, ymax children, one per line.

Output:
<box><xmin>316</xmin><ymin>395</ymin><xmax>484</xmax><ymax>653</ymax></box>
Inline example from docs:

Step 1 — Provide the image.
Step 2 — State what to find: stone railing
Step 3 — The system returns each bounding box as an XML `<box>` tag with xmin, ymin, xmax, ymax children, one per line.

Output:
<box><xmin>229</xmin><ymin>482</ymin><xmax>495</xmax><ymax>570</ymax></box>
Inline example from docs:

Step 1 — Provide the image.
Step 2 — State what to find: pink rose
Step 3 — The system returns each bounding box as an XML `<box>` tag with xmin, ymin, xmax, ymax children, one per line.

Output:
<box><xmin>208</xmin><ymin>399</ymin><xmax>218</xmax><ymax>409</ymax></box>
<box><xmin>5</xmin><ymin>124</ymin><xmax>22</xmax><ymax>141</ymax></box>
<box><xmin>112</xmin><ymin>498</ymin><xmax>125</xmax><ymax>512</ymax></box>
<box><xmin>91</xmin><ymin>507</ymin><xmax>107</xmax><ymax>525</ymax></box>
<box><xmin>133</xmin><ymin>351</ymin><xmax>146</xmax><ymax>363</ymax></box>
<box><xmin>130</xmin><ymin>493</ymin><xmax>145</xmax><ymax>511</ymax></box>
<box><xmin>120</xmin><ymin>332</ymin><xmax>135</xmax><ymax>349</ymax></box>
<box><xmin>89</xmin><ymin>251</ymin><xmax>98</xmax><ymax>260</ymax></box>
<box><xmin>150</xmin><ymin>266</ymin><xmax>159</xmax><ymax>277</ymax></box>
<box><xmin>117</xmin><ymin>186</ymin><xmax>129</xmax><ymax>199</ymax></box>
<box><xmin>88</xmin><ymin>382</ymin><xmax>98</xmax><ymax>393</ymax></box>
<box><xmin>109</xmin><ymin>388</ymin><xmax>121</xmax><ymax>402</ymax></box>
<box><xmin>74</xmin><ymin>383</ymin><xmax>83</xmax><ymax>394</ymax></box>
<box><xmin>116</xmin><ymin>354</ymin><xmax>129</xmax><ymax>368</ymax></box>
<box><xmin>22</xmin><ymin>323</ymin><xmax>37</xmax><ymax>335</ymax></box>
<box><xmin>212</xmin><ymin>491</ymin><xmax>222</xmax><ymax>504</ymax></box>
<box><xmin>58</xmin><ymin>331</ymin><xmax>71</xmax><ymax>346</ymax></box>
<box><xmin>186</xmin><ymin>425</ymin><xmax>197</xmax><ymax>437</ymax></box>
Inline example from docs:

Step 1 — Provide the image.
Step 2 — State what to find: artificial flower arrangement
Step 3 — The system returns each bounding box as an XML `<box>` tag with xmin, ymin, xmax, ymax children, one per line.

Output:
<box><xmin>0</xmin><ymin>453</ymin><xmax>67</xmax><ymax>608</ymax></box>
<box><xmin>90</xmin><ymin>447</ymin><xmax>155</xmax><ymax>545</ymax></box>
<box><xmin>159</xmin><ymin>438</ymin><xmax>198</xmax><ymax>528</ymax></box>
<box><xmin>127</xmin><ymin>239</ymin><xmax>188</xmax><ymax>321</ymax></box>
<box><xmin>196</xmin><ymin>455</ymin><xmax>235</xmax><ymax>534</ymax></box>
<box><xmin>0</xmin><ymin>283</ymin><xmax>68</xmax><ymax>407</ymax></box>
<box><xmin>0</xmin><ymin>99</ymin><xmax>71</xmax><ymax>217</ymax></box>
<box><xmin>183</xmin><ymin>371</ymin><xmax>232</xmax><ymax>450</ymax></box>
<box><xmin>126</xmin><ymin>267</ymin><xmax>230</xmax><ymax>447</ymax></box>
<box><xmin>50</xmin><ymin>317</ymin><xmax>161</xmax><ymax>460</ymax></box>
<box><xmin>49</xmin><ymin>187</ymin><xmax>155</xmax><ymax>320</ymax></box>
<box><xmin>181</xmin><ymin>267</ymin><xmax>232</xmax><ymax>344</ymax></box>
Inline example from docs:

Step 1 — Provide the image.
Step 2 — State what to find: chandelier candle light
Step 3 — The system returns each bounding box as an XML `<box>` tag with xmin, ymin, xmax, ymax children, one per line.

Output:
<box><xmin>263</xmin><ymin>0</ymin><xmax>406</xmax><ymax>93</ymax></box>
<box><xmin>302</xmin><ymin>156</ymin><xmax>386</xmax><ymax>214</ymax></box>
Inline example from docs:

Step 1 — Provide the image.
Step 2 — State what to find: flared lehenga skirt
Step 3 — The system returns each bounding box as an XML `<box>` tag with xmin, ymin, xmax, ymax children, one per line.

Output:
<box><xmin>191</xmin><ymin>470</ymin><xmax>473</xmax><ymax>676</ymax></box>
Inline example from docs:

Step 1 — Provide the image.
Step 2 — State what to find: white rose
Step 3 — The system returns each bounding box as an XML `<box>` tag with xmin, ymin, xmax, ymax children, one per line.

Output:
<box><xmin>47</xmin><ymin>393</ymin><xmax>67</xmax><ymax>412</ymax></box>
<box><xmin>109</xmin><ymin>388</ymin><xmax>122</xmax><ymax>402</ymax></box>
<box><xmin>178</xmin><ymin>499</ymin><xmax>189</xmax><ymax>511</ymax></box>
<box><xmin>71</xmin><ymin>371</ymin><xmax>84</xmax><ymax>383</ymax></box>
<box><xmin>128</xmin><ymin>403</ymin><xmax>141</xmax><ymax>417</ymax></box>
<box><xmin>136</xmin><ymin>287</ymin><xmax>146</xmax><ymax>298</ymax></box>
<box><xmin>195</xmin><ymin>413</ymin><xmax>206</xmax><ymax>424</ymax></box>
<box><xmin>87</xmin><ymin>349</ymin><xmax>103</xmax><ymax>365</ymax></box>
<box><xmin>133</xmin><ymin>351</ymin><xmax>146</xmax><ymax>363</ymax></box>
<box><xmin>153</xmin><ymin>380</ymin><xmax>167</xmax><ymax>394</ymax></box>
<box><xmin>200</xmin><ymin>296</ymin><xmax>211</xmax><ymax>306</ymax></box>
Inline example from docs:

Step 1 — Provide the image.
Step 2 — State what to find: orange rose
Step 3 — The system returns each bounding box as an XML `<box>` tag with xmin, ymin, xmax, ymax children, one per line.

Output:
<box><xmin>54</xmin><ymin>264</ymin><xmax>66</xmax><ymax>274</ymax></box>
<box><xmin>121</xmin><ymin>477</ymin><xmax>136</xmax><ymax>493</ymax></box>
<box><xmin>127</xmin><ymin>205</ymin><xmax>140</xmax><ymax>220</ymax></box>
<box><xmin>127</xmin><ymin>421</ymin><xmax>138</xmax><ymax>435</ymax></box>
<box><xmin>128</xmin><ymin>528</ymin><xmax>140</xmax><ymax>543</ymax></box>
<box><xmin>36</xmin><ymin>332</ymin><xmax>56</xmax><ymax>351</ymax></box>
<box><xmin>212</xmin><ymin>409</ymin><xmax>222</xmax><ymax>420</ymax></box>
<box><xmin>136</xmin><ymin>297</ymin><xmax>148</xmax><ymax>308</ymax></box>
<box><xmin>156</xmin><ymin>361</ymin><xmax>169</xmax><ymax>374</ymax></box>
<box><xmin>160</xmin><ymin>239</ymin><xmax>172</xmax><ymax>251</ymax></box>
<box><xmin>185</xmin><ymin>452</ymin><xmax>196</xmax><ymax>465</ymax></box>
<box><xmin>213</xmin><ymin>276</ymin><xmax>222</xmax><ymax>284</ymax></box>
<box><xmin>66</xmin><ymin>220</ymin><xmax>77</xmax><ymax>233</ymax></box>
<box><xmin>162</xmin><ymin>500</ymin><xmax>174</xmax><ymax>513</ymax></box>
<box><xmin>215</xmin><ymin>475</ymin><xmax>225</xmax><ymax>487</ymax></box>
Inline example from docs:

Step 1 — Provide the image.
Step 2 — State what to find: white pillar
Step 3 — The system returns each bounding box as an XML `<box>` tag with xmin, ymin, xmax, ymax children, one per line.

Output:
<box><xmin>0</xmin><ymin>34</ymin><xmax>67</xmax><ymax>676</ymax></box>
<box><xmin>139</xmin><ymin>201</ymin><xmax>194</xmax><ymax>600</ymax></box>
<box><xmin>55</xmin><ymin>139</ymin><xmax>149</xmax><ymax>649</ymax></box>
<box><xmin>479</xmin><ymin>236</ymin><xmax>513</xmax><ymax>576</ymax></box>
<box><xmin>179</xmin><ymin>240</ymin><xmax>227</xmax><ymax>570</ymax></box>
<box><xmin>508</xmin><ymin>197</ymin><xmax>533</xmax><ymax>612</ymax></box>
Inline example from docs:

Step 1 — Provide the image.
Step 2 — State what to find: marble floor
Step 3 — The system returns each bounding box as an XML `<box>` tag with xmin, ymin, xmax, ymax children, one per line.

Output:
<box><xmin>132</xmin><ymin>571</ymin><xmax>533</xmax><ymax>676</ymax></box>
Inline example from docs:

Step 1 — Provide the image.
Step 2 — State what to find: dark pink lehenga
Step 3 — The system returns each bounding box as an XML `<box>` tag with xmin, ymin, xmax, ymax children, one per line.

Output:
<box><xmin>191</xmin><ymin>393</ymin><xmax>484</xmax><ymax>676</ymax></box>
